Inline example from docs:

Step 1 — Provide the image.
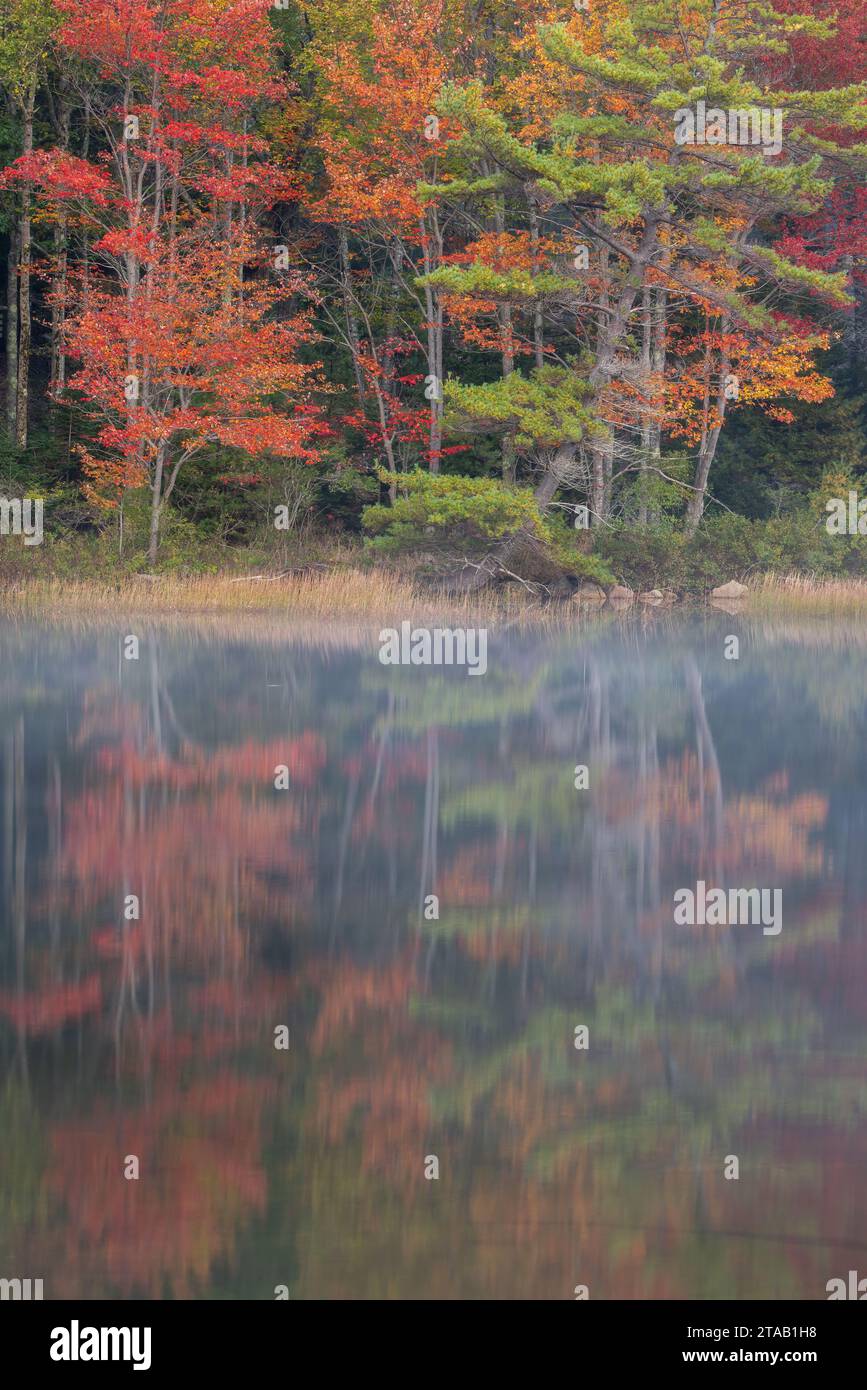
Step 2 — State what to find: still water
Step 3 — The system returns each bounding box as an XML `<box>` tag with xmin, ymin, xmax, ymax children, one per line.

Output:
<box><xmin>1</xmin><ymin>612</ymin><xmax>866</xmax><ymax>1299</ymax></box>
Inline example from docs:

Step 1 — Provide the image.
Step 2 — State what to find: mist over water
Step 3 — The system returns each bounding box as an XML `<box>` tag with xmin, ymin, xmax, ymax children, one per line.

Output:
<box><xmin>2</xmin><ymin>615</ymin><xmax>866</xmax><ymax>1299</ymax></box>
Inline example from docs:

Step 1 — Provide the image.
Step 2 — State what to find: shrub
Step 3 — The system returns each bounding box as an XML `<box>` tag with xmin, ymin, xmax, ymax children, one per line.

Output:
<box><xmin>596</xmin><ymin>522</ymin><xmax>686</xmax><ymax>590</ymax></box>
<box><xmin>594</xmin><ymin>508</ymin><xmax>867</xmax><ymax>594</ymax></box>
<box><xmin>363</xmin><ymin>470</ymin><xmax>615</xmax><ymax>586</ymax></box>
<box><xmin>362</xmin><ymin>469</ymin><xmax>547</xmax><ymax>554</ymax></box>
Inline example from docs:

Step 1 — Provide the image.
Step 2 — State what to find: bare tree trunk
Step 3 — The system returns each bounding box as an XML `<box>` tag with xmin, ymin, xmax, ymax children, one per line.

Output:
<box><xmin>529</xmin><ymin>194</ymin><xmax>544</xmax><ymax>371</ymax></box>
<box><xmin>379</xmin><ymin>236</ymin><xmax>403</xmax><ymax>495</ymax></box>
<box><xmin>589</xmin><ymin>238</ymin><xmax>612</xmax><ymax>524</ymax></box>
<box><xmin>380</xmin><ymin>237</ymin><xmax>402</xmax><ymax>405</ymax></box>
<box><xmin>587</xmin><ymin>218</ymin><xmax>662</xmax><ymax>524</ymax></box>
<box><xmin>148</xmin><ymin>438</ymin><xmax>167</xmax><ymax>567</ymax></box>
<box><xmin>338</xmin><ymin>225</ymin><xmax>366</xmax><ymax>404</ymax></box>
<box><xmin>501</xmin><ymin>436</ymin><xmax>517</xmax><ymax>485</ymax></box>
<box><xmin>589</xmin><ymin>434</ymin><xmax>614</xmax><ymax>523</ymax></box>
<box><xmin>419</xmin><ymin>213</ymin><xmax>443</xmax><ymax>472</ymax></box>
<box><xmin>589</xmin><ymin>430</ymin><xmax>614</xmax><ymax>524</ymax></box>
<box><xmin>492</xmin><ymin>192</ymin><xmax>516</xmax><ymax>482</ymax></box>
<box><xmin>493</xmin><ymin>194</ymin><xmax>514</xmax><ymax>381</ymax></box>
<box><xmin>15</xmin><ymin>74</ymin><xmax>37</xmax><ymax>450</ymax></box>
<box><xmin>686</xmin><ymin>417</ymin><xmax>725</xmax><ymax>537</ymax></box>
<box><xmin>639</xmin><ymin>284</ymin><xmax>652</xmax><ymax>524</ymax></box>
<box><xmin>637</xmin><ymin>282</ymin><xmax>668</xmax><ymax>523</ymax></box>
<box><xmin>5</xmin><ymin>223</ymin><xmax>18</xmax><ymax>437</ymax></box>
<box><xmin>686</xmin><ymin>317</ymin><xmax>730</xmax><ymax>536</ymax></box>
<box><xmin>49</xmin><ymin>213</ymin><xmax>69</xmax><ymax>391</ymax></box>
<box><xmin>49</xmin><ymin>90</ymin><xmax>72</xmax><ymax>430</ymax></box>
<box><xmin>649</xmin><ymin>283</ymin><xmax>667</xmax><ymax>466</ymax></box>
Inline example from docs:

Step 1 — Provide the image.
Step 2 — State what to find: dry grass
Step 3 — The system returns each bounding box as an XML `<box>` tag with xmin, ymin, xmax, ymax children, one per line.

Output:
<box><xmin>0</xmin><ymin>567</ymin><xmax>554</xmax><ymax>626</ymax></box>
<box><xmin>5</xmin><ymin>568</ymin><xmax>867</xmax><ymax>629</ymax></box>
<box><xmin>754</xmin><ymin>572</ymin><xmax>867</xmax><ymax>615</ymax></box>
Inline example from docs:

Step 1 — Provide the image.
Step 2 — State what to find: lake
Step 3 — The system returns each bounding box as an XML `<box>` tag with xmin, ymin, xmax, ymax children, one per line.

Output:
<box><xmin>1</xmin><ymin>611</ymin><xmax>866</xmax><ymax>1299</ymax></box>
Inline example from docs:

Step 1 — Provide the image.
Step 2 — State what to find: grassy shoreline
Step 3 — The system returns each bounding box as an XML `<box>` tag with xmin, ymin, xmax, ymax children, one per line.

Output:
<box><xmin>753</xmin><ymin>573</ymin><xmax>867</xmax><ymax>614</ymax></box>
<box><xmin>3</xmin><ymin>567</ymin><xmax>867</xmax><ymax>621</ymax></box>
<box><xmin>0</xmin><ymin>569</ymin><xmax>530</xmax><ymax>624</ymax></box>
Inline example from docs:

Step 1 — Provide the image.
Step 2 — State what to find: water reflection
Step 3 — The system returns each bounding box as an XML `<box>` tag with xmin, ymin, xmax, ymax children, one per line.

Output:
<box><xmin>1</xmin><ymin>615</ymin><xmax>866</xmax><ymax>1299</ymax></box>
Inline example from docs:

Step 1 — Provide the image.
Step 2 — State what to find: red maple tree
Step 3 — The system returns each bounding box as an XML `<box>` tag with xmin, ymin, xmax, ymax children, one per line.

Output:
<box><xmin>0</xmin><ymin>0</ymin><xmax>323</xmax><ymax>563</ymax></box>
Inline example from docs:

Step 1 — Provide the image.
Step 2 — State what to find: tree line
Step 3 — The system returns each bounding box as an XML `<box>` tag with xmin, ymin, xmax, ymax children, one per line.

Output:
<box><xmin>0</xmin><ymin>0</ymin><xmax>865</xmax><ymax>587</ymax></box>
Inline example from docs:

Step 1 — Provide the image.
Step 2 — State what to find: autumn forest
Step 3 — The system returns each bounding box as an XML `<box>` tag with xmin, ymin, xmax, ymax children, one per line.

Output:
<box><xmin>0</xmin><ymin>0</ymin><xmax>864</xmax><ymax>596</ymax></box>
<box><xmin>2</xmin><ymin>0</ymin><xmax>867</xmax><ymax>1320</ymax></box>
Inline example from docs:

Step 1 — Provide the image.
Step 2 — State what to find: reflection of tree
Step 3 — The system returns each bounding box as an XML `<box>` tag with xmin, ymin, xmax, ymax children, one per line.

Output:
<box><xmin>49</xmin><ymin>1074</ymin><xmax>275</xmax><ymax>1298</ymax></box>
<box><xmin>1</xmin><ymin>623</ymin><xmax>866</xmax><ymax>1298</ymax></box>
<box><xmin>61</xmin><ymin>718</ymin><xmax>324</xmax><ymax>950</ymax></box>
<box><xmin>686</xmin><ymin>656</ymin><xmax>724</xmax><ymax>884</ymax></box>
<box><xmin>290</xmin><ymin>639</ymin><xmax>859</xmax><ymax>1299</ymax></box>
<box><xmin>0</xmin><ymin>642</ymin><xmax>325</xmax><ymax>1294</ymax></box>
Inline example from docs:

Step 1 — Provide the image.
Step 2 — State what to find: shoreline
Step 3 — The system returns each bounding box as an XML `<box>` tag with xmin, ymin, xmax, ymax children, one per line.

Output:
<box><xmin>1</xmin><ymin>569</ymin><xmax>867</xmax><ymax>621</ymax></box>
